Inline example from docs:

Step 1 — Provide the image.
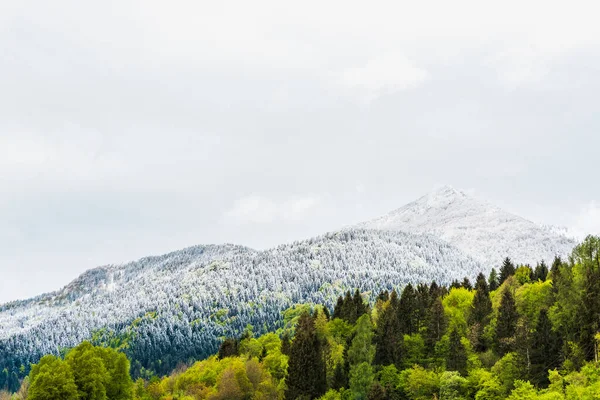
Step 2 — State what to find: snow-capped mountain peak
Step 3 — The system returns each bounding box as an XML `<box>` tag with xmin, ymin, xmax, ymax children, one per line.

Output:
<box><xmin>357</xmin><ymin>186</ymin><xmax>576</xmax><ymax>267</ymax></box>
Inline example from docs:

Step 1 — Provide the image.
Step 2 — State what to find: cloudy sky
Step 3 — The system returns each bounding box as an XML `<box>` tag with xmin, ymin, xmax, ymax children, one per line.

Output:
<box><xmin>1</xmin><ymin>0</ymin><xmax>599</xmax><ymax>303</ymax></box>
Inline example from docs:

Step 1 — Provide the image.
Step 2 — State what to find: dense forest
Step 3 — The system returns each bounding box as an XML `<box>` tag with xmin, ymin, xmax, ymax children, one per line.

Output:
<box><xmin>2</xmin><ymin>235</ymin><xmax>600</xmax><ymax>399</ymax></box>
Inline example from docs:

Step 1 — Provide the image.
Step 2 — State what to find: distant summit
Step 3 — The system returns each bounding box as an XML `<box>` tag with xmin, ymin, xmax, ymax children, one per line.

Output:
<box><xmin>356</xmin><ymin>185</ymin><xmax>576</xmax><ymax>267</ymax></box>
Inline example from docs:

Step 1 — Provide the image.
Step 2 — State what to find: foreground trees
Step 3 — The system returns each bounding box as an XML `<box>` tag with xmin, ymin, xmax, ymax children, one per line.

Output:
<box><xmin>13</xmin><ymin>235</ymin><xmax>600</xmax><ymax>400</ymax></box>
<box><xmin>27</xmin><ymin>343</ymin><xmax>132</xmax><ymax>400</ymax></box>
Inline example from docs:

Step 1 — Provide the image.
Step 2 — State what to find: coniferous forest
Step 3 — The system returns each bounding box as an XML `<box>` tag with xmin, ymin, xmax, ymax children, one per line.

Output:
<box><xmin>3</xmin><ymin>235</ymin><xmax>600</xmax><ymax>399</ymax></box>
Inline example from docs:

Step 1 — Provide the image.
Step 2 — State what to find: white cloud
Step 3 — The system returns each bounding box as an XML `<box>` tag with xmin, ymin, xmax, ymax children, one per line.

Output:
<box><xmin>339</xmin><ymin>53</ymin><xmax>429</xmax><ymax>102</ymax></box>
<box><xmin>224</xmin><ymin>195</ymin><xmax>321</xmax><ymax>225</ymax></box>
<box><xmin>572</xmin><ymin>201</ymin><xmax>600</xmax><ymax>238</ymax></box>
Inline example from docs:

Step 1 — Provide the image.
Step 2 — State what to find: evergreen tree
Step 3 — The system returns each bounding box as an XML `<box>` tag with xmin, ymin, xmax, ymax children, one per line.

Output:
<box><xmin>499</xmin><ymin>257</ymin><xmax>516</xmax><ymax>284</ymax></box>
<box><xmin>425</xmin><ymin>296</ymin><xmax>447</xmax><ymax>352</ymax></box>
<box><xmin>374</xmin><ymin>290</ymin><xmax>402</xmax><ymax>367</ymax></box>
<box><xmin>461</xmin><ymin>277</ymin><xmax>473</xmax><ymax>290</ymax></box>
<box><xmin>580</xmin><ymin>265</ymin><xmax>600</xmax><ymax>361</ymax></box>
<box><xmin>533</xmin><ymin>261</ymin><xmax>549</xmax><ymax>282</ymax></box>
<box><xmin>446</xmin><ymin>328</ymin><xmax>468</xmax><ymax>376</ymax></box>
<box><xmin>495</xmin><ymin>288</ymin><xmax>518</xmax><ymax>355</ymax></box>
<box><xmin>469</xmin><ymin>273</ymin><xmax>493</xmax><ymax>351</ymax></box>
<box><xmin>331</xmin><ymin>362</ymin><xmax>347</xmax><ymax>390</ymax></box>
<box><xmin>285</xmin><ymin>312</ymin><xmax>326</xmax><ymax>400</ymax></box>
<box><xmin>348</xmin><ymin>315</ymin><xmax>375</xmax><ymax>366</ymax></box>
<box><xmin>399</xmin><ymin>284</ymin><xmax>418</xmax><ymax>335</ymax></box>
<box><xmin>218</xmin><ymin>338</ymin><xmax>239</xmax><ymax>359</ymax></box>
<box><xmin>488</xmin><ymin>268</ymin><xmax>499</xmax><ymax>291</ymax></box>
<box><xmin>332</xmin><ymin>296</ymin><xmax>345</xmax><ymax>320</ymax></box>
<box><xmin>281</xmin><ymin>332</ymin><xmax>291</xmax><ymax>356</ymax></box>
<box><xmin>352</xmin><ymin>289</ymin><xmax>368</xmax><ymax>324</ymax></box>
<box><xmin>367</xmin><ymin>381</ymin><xmax>386</xmax><ymax>400</ymax></box>
<box><xmin>415</xmin><ymin>283</ymin><xmax>431</xmax><ymax>332</ymax></box>
<box><xmin>529</xmin><ymin>309</ymin><xmax>562</xmax><ymax>388</ymax></box>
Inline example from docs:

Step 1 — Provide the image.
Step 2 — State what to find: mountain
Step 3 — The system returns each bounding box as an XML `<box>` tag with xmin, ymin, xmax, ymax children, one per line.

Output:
<box><xmin>0</xmin><ymin>229</ymin><xmax>481</xmax><ymax>385</ymax></box>
<box><xmin>356</xmin><ymin>185</ymin><xmax>577</xmax><ymax>267</ymax></box>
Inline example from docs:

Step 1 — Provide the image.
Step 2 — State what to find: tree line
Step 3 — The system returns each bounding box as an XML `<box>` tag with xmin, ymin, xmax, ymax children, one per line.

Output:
<box><xmin>3</xmin><ymin>235</ymin><xmax>600</xmax><ymax>399</ymax></box>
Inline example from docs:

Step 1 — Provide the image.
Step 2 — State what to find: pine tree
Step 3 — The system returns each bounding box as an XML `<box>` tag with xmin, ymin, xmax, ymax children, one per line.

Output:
<box><xmin>218</xmin><ymin>338</ymin><xmax>239</xmax><ymax>359</ymax></box>
<box><xmin>352</xmin><ymin>289</ymin><xmax>368</xmax><ymax>324</ymax></box>
<box><xmin>446</xmin><ymin>328</ymin><xmax>468</xmax><ymax>376</ymax></box>
<box><xmin>488</xmin><ymin>268</ymin><xmax>499</xmax><ymax>291</ymax></box>
<box><xmin>415</xmin><ymin>283</ymin><xmax>431</xmax><ymax>332</ymax></box>
<box><xmin>281</xmin><ymin>332</ymin><xmax>291</xmax><ymax>356</ymax></box>
<box><xmin>425</xmin><ymin>296</ymin><xmax>447</xmax><ymax>352</ymax></box>
<box><xmin>499</xmin><ymin>257</ymin><xmax>516</xmax><ymax>284</ymax></box>
<box><xmin>367</xmin><ymin>381</ymin><xmax>386</xmax><ymax>400</ymax></box>
<box><xmin>461</xmin><ymin>278</ymin><xmax>473</xmax><ymax>290</ymax></box>
<box><xmin>580</xmin><ymin>265</ymin><xmax>600</xmax><ymax>361</ymax></box>
<box><xmin>398</xmin><ymin>284</ymin><xmax>418</xmax><ymax>335</ymax></box>
<box><xmin>533</xmin><ymin>261</ymin><xmax>549</xmax><ymax>282</ymax></box>
<box><xmin>529</xmin><ymin>309</ymin><xmax>562</xmax><ymax>388</ymax></box>
<box><xmin>285</xmin><ymin>312</ymin><xmax>326</xmax><ymax>399</ymax></box>
<box><xmin>333</xmin><ymin>296</ymin><xmax>345</xmax><ymax>320</ymax></box>
<box><xmin>495</xmin><ymin>288</ymin><xmax>518</xmax><ymax>355</ymax></box>
<box><xmin>374</xmin><ymin>291</ymin><xmax>402</xmax><ymax>367</ymax></box>
<box><xmin>331</xmin><ymin>362</ymin><xmax>347</xmax><ymax>390</ymax></box>
<box><xmin>469</xmin><ymin>273</ymin><xmax>493</xmax><ymax>351</ymax></box>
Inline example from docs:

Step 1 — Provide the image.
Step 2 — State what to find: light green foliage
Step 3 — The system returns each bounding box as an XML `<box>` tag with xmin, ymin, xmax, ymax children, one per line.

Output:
<box><xmin>347</xmin><ymin>315</ymin><xmax>375</xmax><ymax>366</ymax></box>
<box><xmin>515</xmin><ymin>267</ymin><xmax>533</xmax><ymax>285</ymax></box>
<box><xmin>515</xmin><ymin>280</ymin><xmax>554</xmax><ymax>326</ymax></box>
<box><xmin>466</xmin><ymin>368</ymin><xmax>503</xmax><ymax>400</ymax></box>
<box><xmin>443</xmin><ymin>288</ymin><xmax>475</xmax><ymax>334</ymax></box>
<box><xmin>402</xmin><ymin>334</ymin><xmax>426</xmax><ymax>368</ymax></box>
<box><xmin>318</xmin><ymin>389</ymin><xmax>342</xmax><ymax>400</ymax></box>
<box><xmin>491</xmin><ymin>352</ymin><xmax>523</xmax><ymax>396</ymax></box>
<box><xmin>28</xmin><ymin>355</ymin><xmax>79</xmax><ymax>400</ymax></box>
<box><xmin>399</xmin><ymin>365</ymin><xmax>439</xmax><ymax>400</ymax></box>
<box><xmin>439</xmin><ymin>371</ymin><xmax>468</xmax><ymax>400</ymax></box>
<box><xmin>349</xmin><ymin>362</ymin><xmax>374</xmax><ymax>400</ymax></box>
<box><xmin>507</xmin><ymin>380</ymin><xmax>537</xmax><ymax>399</ymax></box>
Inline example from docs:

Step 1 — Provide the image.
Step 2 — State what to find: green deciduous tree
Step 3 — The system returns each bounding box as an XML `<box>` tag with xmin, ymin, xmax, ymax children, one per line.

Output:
<box><xmin>28</xmin><ymin>355</ymin><xmax>78</xmax><ymax>400</ymax></box>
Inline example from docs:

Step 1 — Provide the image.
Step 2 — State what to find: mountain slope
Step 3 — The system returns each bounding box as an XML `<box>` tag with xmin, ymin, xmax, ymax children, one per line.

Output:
<box><xmin>0</xmin><ymin>229</ymin><xmax>480</xmax><ymax>382</ymax></box>
<box><xmin>356</xmin><ymin>185</ymin><xmax>576</xmax><ymax>267</ymax></box>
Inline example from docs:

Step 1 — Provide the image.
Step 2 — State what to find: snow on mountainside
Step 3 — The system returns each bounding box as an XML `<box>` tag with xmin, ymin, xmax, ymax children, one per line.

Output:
<box><xmin>0</xmin><ymin>229</ymin><xmax>481</xmax><ymax>378</ymax></box>
<box><xmin>356</xmin><ymin>185</ymin><xmax>577</xmax><ymax>267</ymax></box>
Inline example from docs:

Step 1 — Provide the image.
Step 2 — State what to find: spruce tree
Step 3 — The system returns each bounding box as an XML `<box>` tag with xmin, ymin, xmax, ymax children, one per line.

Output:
<box><xmin>398</xmin><ymin>284</ymin><xmax>418</xmax><ymax>335</ymax></box>
<box><xmin>446</xmin><ymin>328</ymin><xmax>468</xmax><ymax>375</ymax></box>
<box><xmin>333</xmin><ymin>296</ymin><xmax>344</xmax><ymax>320</ymax></box>
<box><xmin>331</xmin><ymin>362</ymin><xmax>347</xmax><ymax>390</ymax></box>
<box><xmin>461</xmin><ymin>277</ymin><xmax>473</xmax><ymax>290</ymax></box>
<box><xmin>374</xmin><ymin>291</ymin><xmax>402</xmax><ymax>367</ymax></box>
<box><xmin>488</xmin><ymin>268</ymin><xmax>499</xmax><ymax>291</ymax></box>
<box><xmin>499</xmin><ymin>257</ymin><xmax>516</xmax><ymax>284</ymax></box>
<box><xmin>285</xmin><ymin>312</ymin><xmax>326</xmax><ymax>399</ymax></box>
<box><xmin>533</xmin><ymin>261</ymin><xmax>549</xmax><ymax>282</ymax></box>
<box><xmin>367</xmin><ymin>381</ymin><xmax>386</xmax><ymax>400</ymax></box>
<box><xmin>218</xmin><ymin>338</ymin><xmax>239</xmax><ymax>359</ymax></box>
<box><xmin>580</xmin><ymin>265</ymin><xmax>600</xmax><ymax>361</ymax></box>
<box><xmin>281</xmin><ymin>332</ymin><xmax>291</xmax><ymax>356</ymax></box>
<box><xmin>529</xmin><ymin>309</ymin><xmax>562</xmax><ymax>388</ymax></box>
<box><xmin>352</xmin><ymin>289</ymin><xmax>368</xmax><ymax>324</ymax></box>
<box><xmin>495</xmin><ymin>288</ymin><xmax>518</xmax><ymax>355</ymax></box>
<box><xmin>469</xmin><ymin>273</ymin><xmax>493</xmax><ymax>351</ymax></box>
<box><xmin>425</xmin><ymin>296</ymin><xmax>447</xmax><ymax>352</ymax></box>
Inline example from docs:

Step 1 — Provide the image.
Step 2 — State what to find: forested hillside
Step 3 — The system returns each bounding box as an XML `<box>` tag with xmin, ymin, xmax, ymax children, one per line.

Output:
<box><xmin>4</xmin><ymin>235</ymin><xmax>600</xmax><ymax>399</ymax></box>
<box><xmin>0</xmin><ymin>230</ymin><xmax>482</xmax><ymax>390</ymax></box>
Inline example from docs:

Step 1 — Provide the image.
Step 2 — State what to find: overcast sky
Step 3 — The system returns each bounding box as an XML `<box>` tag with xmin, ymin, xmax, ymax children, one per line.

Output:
<box><xmin>1</xmin><ymin>0</ymin><xmax>600</xmax><ymax>303</ymax></box>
